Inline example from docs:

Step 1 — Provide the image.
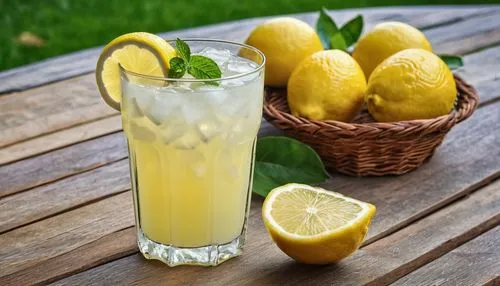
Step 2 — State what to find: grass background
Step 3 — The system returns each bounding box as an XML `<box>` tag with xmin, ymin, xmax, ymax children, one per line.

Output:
<box><xmin>1</xmin><ymin>0</ymin><xmax>499</xmax><ymax>71</ymax></box>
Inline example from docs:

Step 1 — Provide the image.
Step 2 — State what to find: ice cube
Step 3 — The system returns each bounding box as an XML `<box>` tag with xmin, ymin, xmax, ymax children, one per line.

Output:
<box><xmin>196</xmin><ymin>115</ymin><xmax>224</xmax><ymax>142</ymax></box>
<box><xmin>197</xmin><ymin>47</ymin><xmax>232</xmax><ymax>66</ymax></box>
<box><xmin>173</xmin><ymin>129</ymin><xmax>201</xmax><ymax>150</ymax></box>
<box><xmin>130</xmin><ymin>122</ymin><xmax>156</xmax><ymax>142</ymax></box>
<box><xmin>226</xmin><ymin>119</ymin><xmax>252</xmax><ymax>145</ymax></box>
<box><xmin>220</xmin><ymin>78</ymin><xmax>245</xmax><ymax>87</ymax></box>
<box><xmin>128</xmin><ymin>98</ymin><xmax>145</xmax><ymax>118</ymax></box>
<box><xmin>218</xmin><ymin>93</ymin><xmax>250</xmax><ymax>117</ymax></box>
<box><xmin>170</xmin><ymin>81</ymin><xmax>194</xmax><ymax>92</ymax></box>
<box><xmin>203</xmin><ymin>87</ymin><xmax>230</xmax><ymax>106</ymax></box>
<box><xmin>182</xmin><ymin>96</ymin><xmax>210</xmax><ymax>124</ymax></box>
<box><xmin>133</xmin><ymin>90</ymin><xmax>154</xmax><ymax>114</ymax></box>
<box><xmin>161</xmin><ymin>116</ymin><xmax>188</xmax><ymax>144</ymax></box>
<box><xmin>182</xmin><ymin>150</ymin><xmax>206</xmax><ymax>177</ymax></box>
<box><xmin>146</xmin><ymin>92</ymin><xmax>185</xmax><ymax>125</ymax></box>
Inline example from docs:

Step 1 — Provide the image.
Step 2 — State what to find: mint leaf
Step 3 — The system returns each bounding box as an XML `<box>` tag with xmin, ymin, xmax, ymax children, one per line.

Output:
<box><xmin>330</xmin><ymin>31</ymin><xmax>347</xmax><ymax>51</ymax></box>
<box><xmin>176</xmin><ymin>38</ymin><xmax>191</xmax><ymax>62</ymax></box>
<box><xmin>168</xmin><ymin>57</ymin><xmax>186</xmax><ymax>78</ymax></box>
<box><xmin>439</xmin><ymin>55</ymin><xmax>464</xmax><ymax>70</ymax></box>
<box><xmin>316</xmin><ymin>7</ymin><xmax>339</xmax><ymax>50</ymax></box>
<box><xmin>167</xmin><ymin>39</ymin><xmax>222</xmax><ymax>83</ymax></box>
<box><xmin>253</xmin><ymin>136</ymin><xmax>329</xmax><ymax>197</ymax></box>
<box><xmin>188</xmin><ymin>55</ymin><xmax>222</xmax><ymax>79</ymax></box>
<box><xmin>340</xmin><ymin>15</ymin><xmax>363</xmax><ymax>47</ymax></box>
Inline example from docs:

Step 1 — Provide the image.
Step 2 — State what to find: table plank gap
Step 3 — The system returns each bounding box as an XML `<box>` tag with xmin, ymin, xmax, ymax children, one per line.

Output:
<box><xmin>0</xmin><ymin>227</ymin><xmax>136</xmax><ymax>286</ymax></box>
<box><xmin>392</xmin><ymin>226</ymin><xmax>500</xmax><ymax>286</ymax></box>
<box><xmin>0</xmin><ymin>132</ymin><xmax>128</xmax><ymax>198</ymax></box>
<box><xmin>364</xmin><ymin>170</ymin><xmax>499</xmax><ymax>245</ymax></box>
<box><xmin>415</xmin><ymin>8</ymin><xmax>500</xmax><ymax>30</ymax></box>
<box><xmin>0</xmin><ymin>192</ymin><xmax>135</xmax><ymax>278</ymax></box>
<box><xmin>0</xmin><ymin>116</ymin><xmax>122</xmax><ymax>166</ymax></box>
<box><xmin>0</xmin><ymin>158</ymin><xmax>130</xmax><ymax>233</ymax></box>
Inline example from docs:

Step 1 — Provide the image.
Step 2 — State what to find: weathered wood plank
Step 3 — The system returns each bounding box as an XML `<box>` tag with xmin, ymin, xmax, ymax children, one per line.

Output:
<box><xmin>0</xmin><ymin>115</ymin><xmax>122</xmax><ymax>166</ymax></box>
<box><xmin>0</xmin><ymin>159</ymin><xmax>129</xmax><ymax>233</ymax></box>
<box><xmin>0</xmin><ymin>192</ymin><xmax>134</xmax><ymax>278</ymax></box>
<box><xmin>392</xmin><ymin>226</ymin><xmax>500</xmax><ymax>286</ymax></box>
<box><xmin>0</xmin><ymin>227</ymin><xmax>136</xmax><ymax>286</ymax></box>
<box><xmin>0</xmin><ymin>75</ymin><xmax>117</xmax><ymax>148</ymax></box>
<box><xmin>0</xmin><ymin>8</ymin><xmax>493</xmax><ymax>149</ymax></box>
<box><xmin>5</xmin><ymin>98</ymin><xmax>498</xmax><ymax>284</ymax></box>
<box><xmin>427</xmin><ymin>9</ymin><xmax>500</xmax><ymax>55</ymax></box>
<box><xmin>0</xmin><ymin>7</ymin><xmax>481</xmax><ymax>95</ymax></box>
<box><xmin>0</xmin><ymin>132</ymin><xmax>127</xmax><ymax>198</ymax></box>
<box><xmin>50</xmin><ymin>179</ymin><xmax>500</xmax><ymax>286</ymax></box>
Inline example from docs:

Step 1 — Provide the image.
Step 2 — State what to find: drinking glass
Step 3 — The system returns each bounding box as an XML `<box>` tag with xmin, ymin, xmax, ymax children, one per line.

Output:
<box><xmin>120</xmin><ymin>39</ymin><xmax>265</xmax><ymax>266</ymax></box>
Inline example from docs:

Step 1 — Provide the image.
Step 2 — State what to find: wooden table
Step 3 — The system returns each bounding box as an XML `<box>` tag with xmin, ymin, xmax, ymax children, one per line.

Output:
<box><xmin>1</xmin><ymin>6</ymin><xmax>499</xmax><ymax>286</ymax></box>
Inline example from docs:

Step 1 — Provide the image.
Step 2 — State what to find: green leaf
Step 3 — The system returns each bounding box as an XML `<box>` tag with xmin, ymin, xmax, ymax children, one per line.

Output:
<box><xmin>439</xmin><ymin>55</ymin><xmax>464</xmax><ymax>70</ymax></box>
<box><xmin>176</xmin><ymin>38</ymin><xmax>191</xmax><ymax>62</ymax></box>
<box><xmin>340</xmin><ymin>15</ymin><xmax>363</xmax><ymax>47</ymax></box>
<box><xmin>330</xmin><ymin>31</ymin><xmax>347</xmax><ymax>51</ymax></box>
<box><xmin>316</xmin><ymin>7</ymin><xmax>339</xmax><ymax>50</ymax></box>
<box><xmin>168</xmin><ymin>57</ymin><xmax>186</xmax><ymax>78</ymax></box>
<box><xmin>253</xmin><ymin>136</ymin><xmax>329</xmax><ymax>197</ymax></box>
<box><xmin>188</xmin><ymin>55</ymin><xmax>222</xmax><ymax>79</ymax></box>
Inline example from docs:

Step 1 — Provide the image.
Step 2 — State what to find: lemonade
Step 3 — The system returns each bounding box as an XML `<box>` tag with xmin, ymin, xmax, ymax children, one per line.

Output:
<box><xmin>120</xmin><ymin>42</ymin><xmax>265</xmax><ymax>266</ymax></box>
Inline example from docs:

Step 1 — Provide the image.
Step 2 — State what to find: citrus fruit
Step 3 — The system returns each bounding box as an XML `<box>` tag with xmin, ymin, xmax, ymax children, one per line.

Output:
<box><xmin>287</xmin><ymin>50</ymin><xmax>366</xmax><ymax>122</ymax></box>
<box><xmin>244</xmin><ymin>17</ymin><xmax>323</xmax><ymax>87</ymax></box>
<box><xmin>262</xmin><ymin>183</ymin><xmax>376</xmax><ymax>264</ymax></box>
<box><xmin>95</xmin><ymin>32</ymin><xmax>176</xmax><ymax>110</ymax></box>
<box><xmin>352</xmin><ymin>21</ymin><xmax>432</xmax><ymax>79</ymax></box>
<box><xmin>366</xmin><ymin>48</ymin><xmax>457</xmax><ymax>122</ymax></box>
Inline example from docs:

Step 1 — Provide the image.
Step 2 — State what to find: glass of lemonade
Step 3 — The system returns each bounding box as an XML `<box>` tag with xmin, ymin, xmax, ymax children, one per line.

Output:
<box><xmin>120</xmin><ymin>39</ymin><xmax>265</xmax><ymax>266</ymax></box>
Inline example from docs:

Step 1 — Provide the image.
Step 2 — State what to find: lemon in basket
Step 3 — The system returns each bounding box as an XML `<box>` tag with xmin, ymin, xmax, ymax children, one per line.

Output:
<box><xmin>366</xmin><ymin>48</ymin><xmax>457</xmax><ymax>122</ymax></box>
<box><xmin>287</xmin><ymin>50</ymin><xmax>367</xmax><ymax>122</ymax></box>
<box><xmin>262</xmin><ymin>183</ymin><xmax>376</xmax><ymax>264</ymax></box>
<box><xmin>244</xmin><ymin>17</ymin><xmax>323</xmax><ymax>87</ymax></box>
<box><xmin>352</xmin><ymin>21</ymin><xmax>432</xmax><ymax>79</ymax></box>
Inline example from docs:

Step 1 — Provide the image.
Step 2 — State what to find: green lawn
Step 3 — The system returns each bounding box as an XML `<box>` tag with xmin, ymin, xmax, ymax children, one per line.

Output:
<box><xmin>1</xmin><ymin>0</ymin><xmax>498</xmax><ymax>71</ymax></box>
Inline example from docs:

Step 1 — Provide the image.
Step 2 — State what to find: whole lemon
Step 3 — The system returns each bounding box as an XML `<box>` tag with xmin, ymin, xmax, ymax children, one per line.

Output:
<box><xmin>288</xmin><ymin>50</ymin><xmax>367</xmax><ymax>122</ymax></box>
<box><xmin>366</xmin><ymin>48</ymin><xmax>457</xmax><ymax>122</ymax></box>
<box><xmin>245</xmin><ymin>17</ymin><xmax>323</xmax><ymax>87</ymax></box>
<box><xmin>352</xmin><ymin>22</ymin><xmax>432</xmax><ymax>79</ymax></box>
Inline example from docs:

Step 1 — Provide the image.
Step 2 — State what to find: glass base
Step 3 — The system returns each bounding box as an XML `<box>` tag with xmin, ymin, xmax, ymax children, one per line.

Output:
<box><xmin>137</xmin><ymin>229</ymin><xmax>245</xmax><ymax>267</ymax></box>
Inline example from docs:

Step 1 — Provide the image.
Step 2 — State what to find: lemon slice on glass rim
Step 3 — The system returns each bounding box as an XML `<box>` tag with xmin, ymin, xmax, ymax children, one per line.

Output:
<box><xmin>95</xmin><ymin>32</ymin><xmax>176</xmax><ymax>111</ymax></box>
<box><xmin>262</xmin><ymin>183</ymin><xmax>376</xmax><ymax>264</ymax></box>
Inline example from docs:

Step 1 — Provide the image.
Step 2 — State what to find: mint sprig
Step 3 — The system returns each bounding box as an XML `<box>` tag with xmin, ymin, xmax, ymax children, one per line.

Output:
<box><xmin>168</xmin><ymin>38</ymin><xmax>222</xmax><ymax>82</ymax></box>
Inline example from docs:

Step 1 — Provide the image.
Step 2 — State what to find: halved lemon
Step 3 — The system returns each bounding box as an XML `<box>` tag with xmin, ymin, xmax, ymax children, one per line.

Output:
<box><xmin>95</xmin><ymin>32</ymin><xmax>176</xmax><ymax>110</ymax></box>
<box><xmin>262</xmin><ymin>183</ymin><xmax>376</xmax><ymax>264</ymax></box>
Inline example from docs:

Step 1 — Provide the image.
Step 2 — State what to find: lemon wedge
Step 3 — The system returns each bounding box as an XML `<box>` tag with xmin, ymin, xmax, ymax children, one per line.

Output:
<box><xmin>95</xmin><ymin>32</ymin><xmax>176</xmax><ymax>110</ymax></box>
<box><xmin>262</xmin><ymin>183</ymin><xmax>376</xmax><ymax>264</ymax></box>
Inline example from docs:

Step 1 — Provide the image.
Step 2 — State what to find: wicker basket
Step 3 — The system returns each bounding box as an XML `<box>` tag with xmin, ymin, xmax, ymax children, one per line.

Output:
<box><xmin>263</xmin><ymin>75</ymin><xmax>479</xmax><ymax>176</ymax></box>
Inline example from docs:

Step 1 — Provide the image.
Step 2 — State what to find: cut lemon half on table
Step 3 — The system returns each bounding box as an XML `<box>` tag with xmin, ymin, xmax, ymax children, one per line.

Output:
<box><xmin>262</xmin><ymin>183</ymin><xmax>376</xmax><ymax>264</ymax></box>
<box><xmin>95</xmin><ymin>32</ymin><xmax>176</xmax><ymax>110</ymax></box>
